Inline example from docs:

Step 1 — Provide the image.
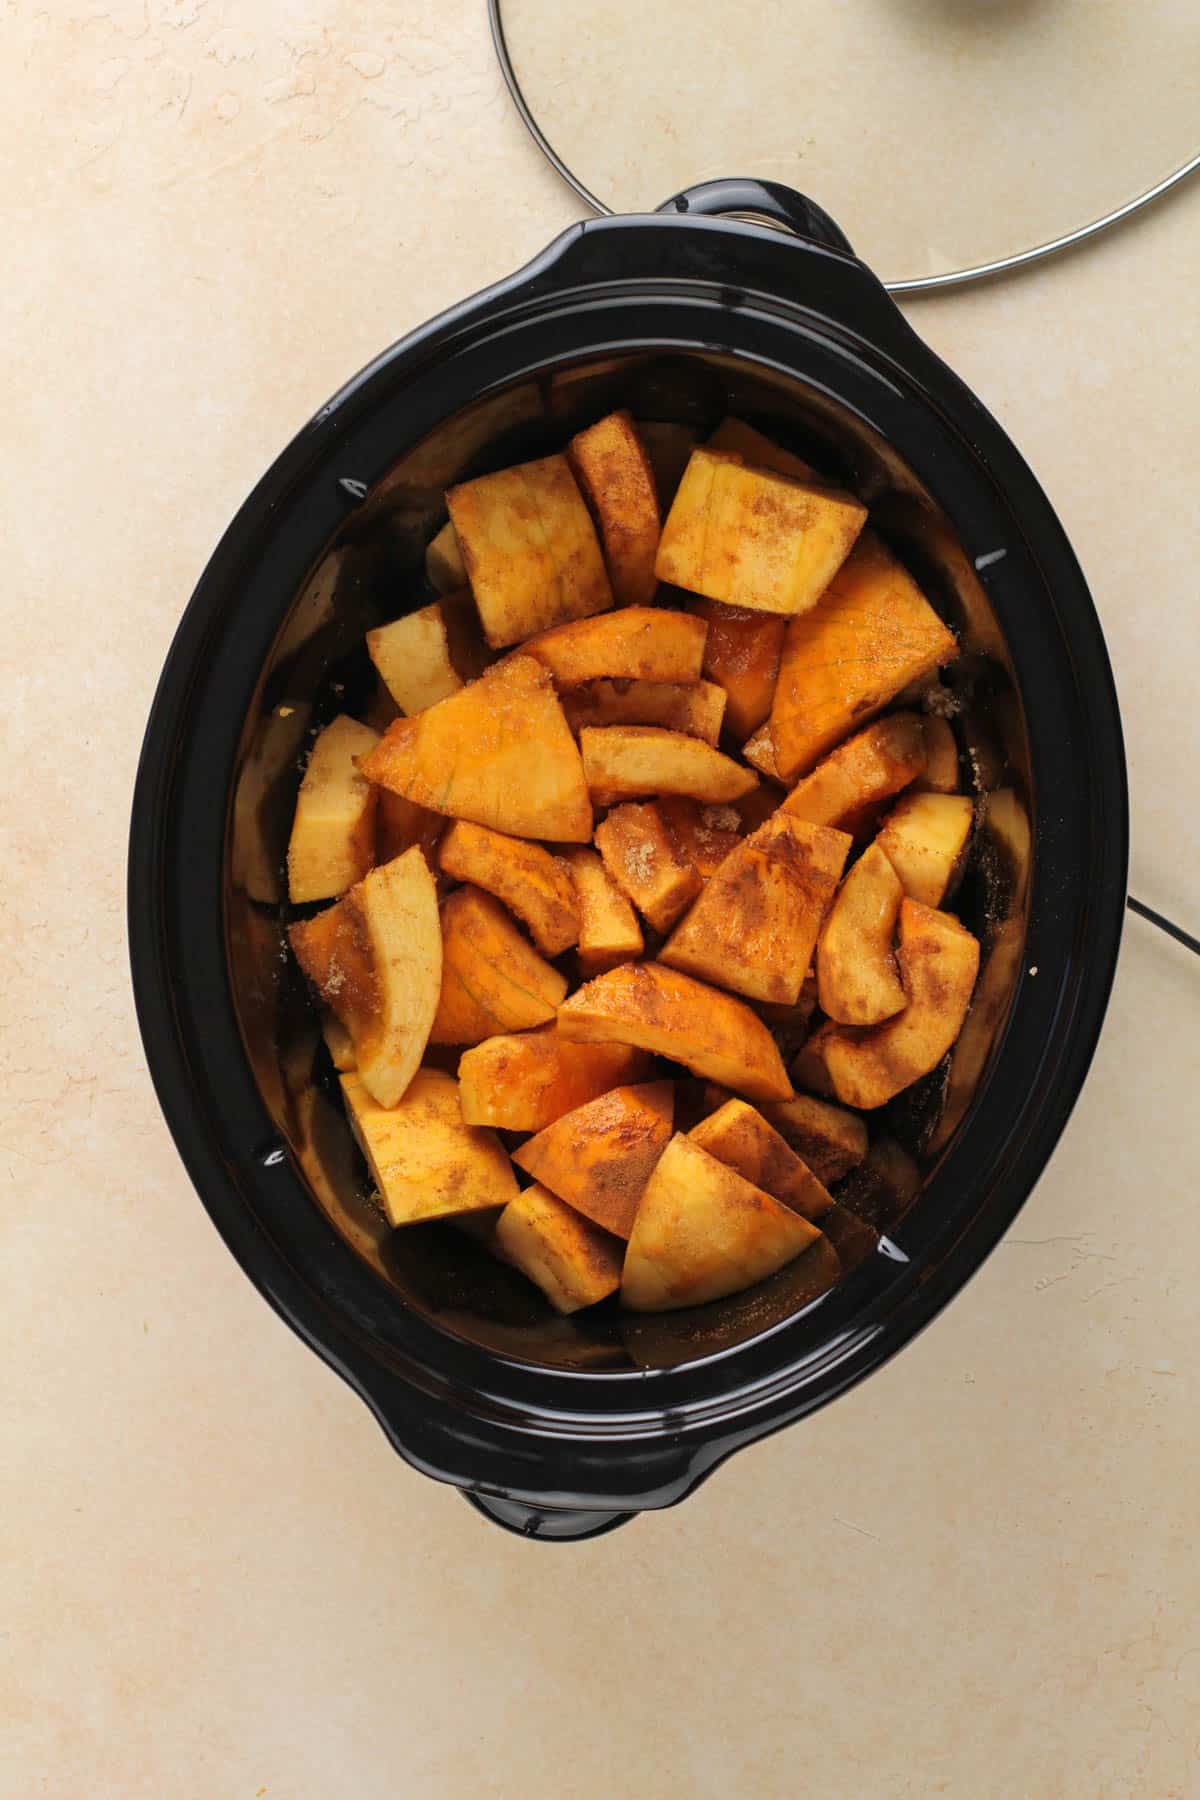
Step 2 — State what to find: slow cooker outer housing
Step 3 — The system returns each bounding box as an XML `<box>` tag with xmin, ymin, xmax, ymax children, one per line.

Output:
<box><xmin>128</xmin><ymin>194</ymin><xmax>1127</xmax><ymax>1536</ymax></box>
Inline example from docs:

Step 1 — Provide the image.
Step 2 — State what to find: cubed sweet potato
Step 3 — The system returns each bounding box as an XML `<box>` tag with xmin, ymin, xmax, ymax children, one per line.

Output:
<box><xmin>430</xmin><ymin>885</ymin><xmax>568</xmax><ymax>1046</ymax></box>
<box><xmin>656</xmin><ymin>796</ymin><xmax>742</xmax><ymax>879</ymax></box>
<box><xmin>360</xmin><ymin>655</ymin><xmax>593</xmax><ymax>843</ymax></box>
<box><xmin>660</xmin><ymin>813</ymin><xmax>851</xmax><ymax>1006</ymax></box>
<box><xmin>770</xmin><ymin>534</ymin><xmax>957</xmax><ymax>781</ymax></box>
<box><xmin>761</xmin><ymin>1092</ymin><xmax>868</xmax><ymax>1184</ymax></box>
<box><xmin>580</xmin><ymin>725</ymin><xmax>757</xmax><ymax>806</ymax></box>
<box><xmin>514</xmin><ymin>1080</ymin><xmax>674</xmax><ymax>1238</ymax></box>
<box><xmin>341</xmin><ymin>1067</ymin><xmax>517</xmax><ymax>1224</ymax></box>
<box><xmin>594</xmin><ymin>802</ymin><xmax>703</xmax><ymax>933</ymax></box>
<box><xmin>446</xmin><ymin>454</ymin><xmax>611</xmax><ymax>648</ymax></box>
<box><xmin>287</xmin><ymin>715</ymin><xmax>380</xmax><ymax>903</ymax></box>
<box><xmin>366</xmin><ymin>590</ymin><xmax>485</xmax><ymax>717</ymax></box>
<box><xmin>568</xmin><ymin>410</ymin><xmax>661</xmax><ymax>606</ymax></box>
<box><xmin>557</xmin><ymin>961</ymin><xmax>793</xmax><ymax>1103</ymax></box>
<box><xmin>457</xmin><ymin>1027</ymin><xmax>652</xmax><ymax>1132</ymax></box>
<box><xmin>494</xmin><ymin>1184</ymin><xmax>624</xmax><ymax>1313</ymax></box>
<box><xmin>561</xmin><ymin>846</ymin><xmax>645</xmax><ymax>976</ymax></box>
<box><xmin>656</xmin><ymin>448</ymin><xmax>867</xmax><ymax>616</ymax></box>
<box><xmin>438</xmin><ymin>820</ymin><xmax>579</xmax><ymax>956</ymax></box>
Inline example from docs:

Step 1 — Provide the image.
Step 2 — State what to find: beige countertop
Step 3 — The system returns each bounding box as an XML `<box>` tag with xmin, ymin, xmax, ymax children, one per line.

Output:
<box><xmin>3</xmin><ymin>3</ymin><xmax>1198</xmax><ymax>1794</ymax></box>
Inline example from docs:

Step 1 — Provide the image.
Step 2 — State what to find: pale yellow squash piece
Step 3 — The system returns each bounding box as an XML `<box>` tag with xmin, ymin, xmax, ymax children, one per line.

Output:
<box><xmin>823</xmin><ymin>899</ymin><xmax>981</xmax><ymax>1109</ymax></box>
<box><xmin>514</xmin><ymin>1081</ymin><xmax>674</xmax><ymax>1238</ymax></box>
<box><xmin>287</xmin><ymin>715</ymin><xmax>380</xmax><ymax>903</ymax></box>
<box><xmin>289</xmin><ymin>846</ymin><xmax>441</xmax><ymax>1109</ymax></box>
<box><xmin>561</xmin><ymin>678</ymin><xmax>726</xmax><ymax>746</ymax></box>
<box><xmin>495</xmin><ymin>1184</ymin><xmax>624</xmax><ymax>1314</ymax></box>
<box><xmin>341</xmin><ymin>1068</ymin><xmax>517</xmax><ymax>1224</ymax></box>
<box><xmin>705</xmin><ymin>417</ymin><xmax>818</xmax><ymax>480</ymax></box>
<box><xmin>661</xmin><ymin>813</ymin><xmax>851</xmax><ymax>1006</ymax></box>
<box><xmin>558</xmin><ymin>961</ymin><xmax>793</xmax><ymax>1104</ymax></box>
<box><xmin>656</xmin><ymin>447</ymin><xmax>867</xmax><ymax>616</ymax></box>
<box><xmin>360</xmin><ymin>655</ymin><xmax>593</xmax><ymax>843</ymax></box>
<box><xmin>594</xmin><ymin>802</ymin><xmax>702</xmax><ymax>933</ymax></box>
<box><xmin>580</xmin><ymin>725</ymin><xmax>757</xmax><ymax>806</ymax></box>
<box><xmin>689</xmin><ymin>1097</ymin><xmax>833</xmax><ymax>1221</ymax></box>
<box><xmin>621</xmin><ymin>1133</ymin><xmax>820</xmax><ymax>1311</ymax></box>
<box><xmin>366</xmin><ymin>589</ymin><xmax>487</xmax><ymax>717</ymax></box>
<box><xmin>430</xmin><ymin>885</ymin><xmax>568</xmax><ymax>1046</ymax></box>
<box><xmin>816</xmin><ymin>842</ymin><xmax>906</xmax><ymax>1026</ymax></box>
<box><xmin>446</xmin><ymin>454</ymin><xmax>612</xmax><ymax>648</ymax></box>
<box><xmin>567</xmin><ymin>410</ymin><xmax>661</xmax><ymax>606</ymax></box>
<box><xmin>438</xmin><ymin>819</ymin><xmax>579</xmax><ymax>956</ymax></box>
<box><xmin>457</xmin><ymin>1026</ymin><xmax>652</xmax><ymax>1132</ymax></box>
<box><xmin>770</xmin><ymin>533</ymin><xmax>957</xmax><ymax>781</ymax></box>
<box><xmin>914</xmin><ymin>716</ymin><xmax>960</xmax><ymax>793</ymax></box>
<box><xmin>875</xmin><ymin>792</ymin><xmax>974</xmax><ymax>908</ymax></box>
<box><xmin>562</xmin><ymin>847</ymin><xmax>645</xmax><ymax>976</ymax></box>
<box><xmin>522</xmin><ymin>606</ymin><xmax>706</xmax><ymax>686</ymax></box>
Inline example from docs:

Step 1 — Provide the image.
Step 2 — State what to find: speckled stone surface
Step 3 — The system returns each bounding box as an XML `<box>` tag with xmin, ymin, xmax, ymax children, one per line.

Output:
<box><xmin>2</xmin><ymin>3</ymin><xmax>1198</xmax><ymax>1794</ymax></box>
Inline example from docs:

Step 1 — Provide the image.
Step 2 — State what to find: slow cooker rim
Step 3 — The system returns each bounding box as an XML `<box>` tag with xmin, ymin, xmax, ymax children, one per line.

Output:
<box><xmin>129</xmin><ymin>209</ymin><xmax>1127</xmax><ymax>1511</ymax></box>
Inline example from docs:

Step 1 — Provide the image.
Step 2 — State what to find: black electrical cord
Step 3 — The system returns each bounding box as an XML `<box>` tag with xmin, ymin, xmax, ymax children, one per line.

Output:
<box><xmin>1126</xmin><ymin>895</ymin><xmax>1200</xmax><ymax>957</ymax></box>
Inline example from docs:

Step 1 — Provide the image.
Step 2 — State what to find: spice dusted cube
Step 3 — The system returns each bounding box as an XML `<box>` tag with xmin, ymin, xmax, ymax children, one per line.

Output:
<box><xmin>446</xmin><ymin>454</ymin><xmax>612</xmax><ymax>648</ymax></box>
<box><xmin>457</xmin><ymin>1027</ymin><xmax>653</xmax><ymax>1132</ymax></box>
<box><xmin>341</xmin><ymin>1068</ymin><xmax>517</xmax><ymax>1226</ymax></box>
<box><xmin>514</xmin><ymin>1081</ymin><xmax>674</xmax><ymax>1238</ymax></box>
<box><xmin>594</xmin><ymin>802</ymin><xmax>703</xmax><ymax>934</ymax></box>
<box><xmin>522</xmin><ymin>605</ymin><xmax>706</xmax><ymax>686</ymax></box>
<box><xmin>656</xmin><ymin>448</ymin><xmax>867</xmax><ymax>617</ymax></box>
<box><xmin>621</xmin><ymin>1133</ymin><xmax>821</xmax><ymax>1312</ymax></box>
<box><xmin>438</xmin><ymin>820</ymin><xmax>579</xmax><ymax>956</ymax></box>
<box><xmin>286</xmin><ymin>715</ymin><xmax>380</xmax><ymax>903</ymax></box>
<box><xmin>429</xmin><ymin>886</ymin><xmax>568</xmax><ymax>1046</ymax></box>
<box><xmin>366</xmin><ymin>589</ymin><xmax>489</xmax><ymax>717</ymax></box>
<box><xmin>770</xmin><ymin>533</ymin><xmax>958</xmax><ymax>781</ymax></box>
<box><xmin>660</xmin><ymin>814</ymin><xmax>851</xmax><ymax>1006</ymax></box>
<box><xmin>567</xmin><ymin>410</ymin><xmax>661</xmax><ymax>607</ymax></box>
<box><xmin>761</xmin><ymin>1092</ymin><xmax>868</xmax><ymax>1185</ymax></box>
<box><xmin>561</xmin><ymin>847</ymin><xmax>645</xmax><ymax>977</ymax></box>
<box><xmin>561</xmin><ymin>678</ymin><xmax>726</xmax><ymax>746</ymax></box>
<box><xmin>494</xmin><ymin>1185</ymin><xmax>624</xmax><ymax>1314</ymax></box>
<box><xmin>580</xmin><ymin>725</ymin><xmax>758</xmax><ymax>806</ymax></box>
<box><xmin>360</xmin><ymin>656</ymin><xmax>593</xmax><ymax>843</ymax></box>
<box><xmin>816</xmin><ymin>841</ymin><xmax>907</xmax><ymax>1026</ymax></box>
<box><xmin>656</xmin><ymin>797</ymin><xmax>742</xmax><ymax>880</ymax></box>
<box><xmin>689</xmin><ymin>1097</ymin><xmax>834</xmax><ymax>1222</ymax></box>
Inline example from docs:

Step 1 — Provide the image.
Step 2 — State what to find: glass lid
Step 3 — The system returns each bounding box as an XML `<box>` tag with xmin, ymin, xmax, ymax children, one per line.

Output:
<box><xmin>492</xmin><ymin>0</ymin><xmax>1200</xmax><ymax>291</ymax></box>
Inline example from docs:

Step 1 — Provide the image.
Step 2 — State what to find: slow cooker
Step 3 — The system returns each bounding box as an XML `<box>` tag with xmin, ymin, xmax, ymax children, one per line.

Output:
<box><xmin>129</xmin><ymin>181</ymin><xmax>1127</xmax><ymax>1538</ymax></box>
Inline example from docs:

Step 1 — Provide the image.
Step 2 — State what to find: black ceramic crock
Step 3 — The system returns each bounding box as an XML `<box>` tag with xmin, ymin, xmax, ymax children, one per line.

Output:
<box><xmin>128</xmin><ymin>182</ymin><xmax>1127</xmax><ymax>1539</ymax></box>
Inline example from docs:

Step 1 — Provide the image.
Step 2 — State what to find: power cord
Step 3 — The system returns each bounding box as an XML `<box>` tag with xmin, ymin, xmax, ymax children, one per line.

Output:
<box><xmin>1127</xmin><ymin>895</ymin><xmax>1200</xmax><ymax>957</ymax></box>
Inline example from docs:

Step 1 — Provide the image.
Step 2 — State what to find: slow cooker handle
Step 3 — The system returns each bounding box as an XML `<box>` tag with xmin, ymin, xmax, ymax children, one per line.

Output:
<box><xmin>657</xmin><ymin>179</ymin><xmax>855</xmax><ymax>257</ymax></box>
<box><xmin>464</xmin><ymin>1491</ymin><xmax>635</xmax><ymax>1541</ymax></box>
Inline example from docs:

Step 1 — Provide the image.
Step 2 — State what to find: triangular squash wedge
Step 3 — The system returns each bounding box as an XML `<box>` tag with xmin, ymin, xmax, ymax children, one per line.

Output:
<box><xmin>661</xmin><ymin>813</ymin><xmax>851</xmax><ymax>1005</ymax></box>
<box><xmin>689</xmin><ymin>1097</ymin><xmax>833</xmax><ymax>1221</ymax></box>
<box><xmin>622</xmin><ymin>1132</ymin><xmax>820</xmax><ymax>1311</ymax></box>
<box><xmin>430</xmin><ymin>886</ymin><xmax>568</xmax><ymax>1046</ymax></box>
<box><xmin>341</xmin><ymin>1068</ymin><xmax>517</xmax><ymax>1225</ymax></box>
<box><xmin>360</xmin><ymin>655</ymin><xmax>593</xmax><ymax>842</ymax></box>
<box><xmin>557</xmin><ymin>962</ymin><xmax>792</xmax><ymax>1103</ymax></box>
<box><xmin>513</xmin><ymin>1081</ymin><xmax>674</xmax><ymax>1238</ymax></box>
